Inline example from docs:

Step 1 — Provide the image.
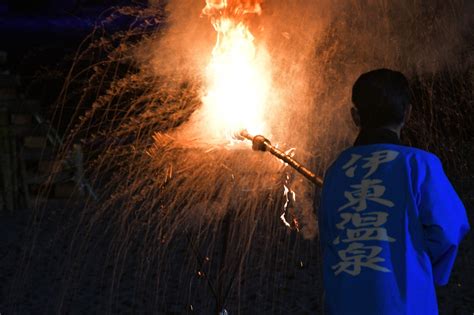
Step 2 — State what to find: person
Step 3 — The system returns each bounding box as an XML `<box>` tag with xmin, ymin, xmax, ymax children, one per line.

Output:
<box><xmin>317</xmin><ymin>68</ymin><xmax>470</xmax><ymax>315</ymax></box>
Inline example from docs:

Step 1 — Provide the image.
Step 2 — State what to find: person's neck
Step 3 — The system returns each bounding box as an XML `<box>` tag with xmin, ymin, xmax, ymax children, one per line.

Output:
<box><xmin>354</xmin><ymin>125</ymin><xmax>403</xmax><ymax>146</ymax></box>
<box><xmin>382</xmin><ymin>125</ymin><xmax>402</xmax><ymax>139</ymax></box>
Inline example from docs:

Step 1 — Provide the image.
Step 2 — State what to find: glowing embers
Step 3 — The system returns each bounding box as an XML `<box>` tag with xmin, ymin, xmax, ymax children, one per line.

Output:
<box><xmin>200</xmin><ymin>0</ymin><xmax>271</xmax><ymax>141</ymax></box>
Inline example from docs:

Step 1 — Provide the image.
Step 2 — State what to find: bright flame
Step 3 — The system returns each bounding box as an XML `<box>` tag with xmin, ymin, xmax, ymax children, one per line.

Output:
<box><xmin>202</xmin><ymin>0</ymin><xmax>262</xmax><ymax>16</ymax></box>
<box><xmin>201</xmin><ymin>0</ymin><xmax>271</xmax><ymax>140</ymax></box>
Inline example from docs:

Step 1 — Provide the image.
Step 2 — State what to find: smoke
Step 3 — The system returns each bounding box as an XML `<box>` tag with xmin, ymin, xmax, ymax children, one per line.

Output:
<box><xmin>145</xmin><ymin>0</ymin><xmax>473</xmax><ymax>139</ymax></box>
<box><xmin>138</xmin><ymin>0</ymin><xmax>473</xmax><ymax>240</ymax></box>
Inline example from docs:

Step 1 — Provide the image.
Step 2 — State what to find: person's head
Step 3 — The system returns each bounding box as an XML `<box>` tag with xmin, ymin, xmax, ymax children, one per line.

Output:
<box><xmin>351</xmin><ymin>68</ymin><xmax>411</xmax><ymax>132</ymax></box>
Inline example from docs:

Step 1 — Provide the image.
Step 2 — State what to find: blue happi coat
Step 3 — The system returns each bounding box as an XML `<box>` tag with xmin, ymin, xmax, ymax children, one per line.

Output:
<box><xmin>318</xmin><ymin>144</ymin><xmax>470</xmax><ymax>315</ymax></box>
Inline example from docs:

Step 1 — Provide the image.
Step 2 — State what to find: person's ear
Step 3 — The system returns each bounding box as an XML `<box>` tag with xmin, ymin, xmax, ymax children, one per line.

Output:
<box><xmin>404</xmin><ymin>104</ymin><xmax>412</xmax><ymax>123</ymax></box>
<box><xmin>351</xmin><ymin>107</ymin><xmax>361</xmax><ymax>128</ymax></box>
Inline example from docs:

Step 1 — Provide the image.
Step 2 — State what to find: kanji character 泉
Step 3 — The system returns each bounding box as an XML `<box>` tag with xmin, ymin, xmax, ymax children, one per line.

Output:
<box><xmin>332</xmin><ymin>242</ymin><xmax>391</xmax><ymax>276</ymax></box>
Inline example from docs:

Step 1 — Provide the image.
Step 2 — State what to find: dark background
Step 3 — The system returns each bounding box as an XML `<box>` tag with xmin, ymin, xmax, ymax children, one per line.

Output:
<box><xmin>0</xmin><ymin>0</ymin><xmax>144</xmax><ymax>113</ymax></box>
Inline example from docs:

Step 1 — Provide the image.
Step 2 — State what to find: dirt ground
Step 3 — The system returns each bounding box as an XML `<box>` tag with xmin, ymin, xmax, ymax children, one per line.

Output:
<box><xmin>0</xmin><ymin>174</ymin><xmax>473</xmax><ymax>314</ymax></box>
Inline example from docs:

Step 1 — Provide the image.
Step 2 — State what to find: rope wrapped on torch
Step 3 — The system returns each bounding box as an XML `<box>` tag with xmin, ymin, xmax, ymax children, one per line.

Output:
<box><xmin>235</xmin><ymin>130</ymin><xmax>324</xmax><ymax>187</ymax></box>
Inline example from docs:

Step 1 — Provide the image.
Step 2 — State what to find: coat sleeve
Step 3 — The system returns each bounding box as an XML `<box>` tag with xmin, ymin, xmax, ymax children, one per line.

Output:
<box><xmin>316</xmin><ymin>163</ymin><xmax>339</xmax><ymax>250</ymax></box>
<box><xmin>416</xmin><ymin>154</ymin><xmax>470</xmax><ymax>285</ymax></box>
<box><xmin>316</xmin><ymin>174</ymin><xmax>329</xmax><ymax>249</ymax></box>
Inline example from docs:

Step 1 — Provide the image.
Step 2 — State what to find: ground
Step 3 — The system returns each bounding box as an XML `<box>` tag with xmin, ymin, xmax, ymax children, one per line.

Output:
<box><xmin>0</xmin><ymin>176</ymin><xmax>473</xmax><ymax>314</ymax></box>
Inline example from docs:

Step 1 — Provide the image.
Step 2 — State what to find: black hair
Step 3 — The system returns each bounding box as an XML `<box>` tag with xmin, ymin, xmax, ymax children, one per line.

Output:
<box><xmin>352</xmin><ymin>68</ymin><xmax>411</xmax><ymax>129</ymax></box>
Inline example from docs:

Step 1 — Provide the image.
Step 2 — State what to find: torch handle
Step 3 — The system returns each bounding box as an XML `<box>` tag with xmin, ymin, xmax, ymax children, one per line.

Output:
<box><xmin>265</xmin><ymin>143</ymin><xmax>324</xmax><ymax>187</ymax></box>
<box><xmin>238</xmin><ymin>130</ymin><xmax>323</xmax><ymax>187</ymax></box>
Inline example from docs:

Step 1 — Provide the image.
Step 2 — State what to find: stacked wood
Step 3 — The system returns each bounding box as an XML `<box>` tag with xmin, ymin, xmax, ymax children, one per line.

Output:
<box><xmin>0</xmin><ymin>51</ymin><xmax>94</xmax><ymax>212</ymax></box>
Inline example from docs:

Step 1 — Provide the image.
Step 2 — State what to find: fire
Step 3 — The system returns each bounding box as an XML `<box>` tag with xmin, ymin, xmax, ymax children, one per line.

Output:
<box><xmin>202</xmin><ymin>0</ymin><xmax>262</xmax><ymax>16</ymax></box>
<box><xmin>201</xmin><ymin>0</ymin><xmax>271</xmax><ymax>140</ymax></box>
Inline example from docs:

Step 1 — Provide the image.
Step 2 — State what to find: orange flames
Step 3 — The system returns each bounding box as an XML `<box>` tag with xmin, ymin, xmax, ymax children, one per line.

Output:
<box><xmin>203</xmin><ymin>0</ymin><xmax>263</xmax><ymax>17</ymax></box>
<box><xmin>200</xmin><ymin>0</ymin><xmax>271</xmax><ymax>140</ymax></box>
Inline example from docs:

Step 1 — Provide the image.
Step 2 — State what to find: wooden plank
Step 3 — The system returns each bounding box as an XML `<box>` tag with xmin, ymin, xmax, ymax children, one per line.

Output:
<box><xmin>20</xmin><ymin>147</ymin><xmax>56</xmax><ymax>161</ymax></box>
<box><xmin>11</xmin><ymin>124</ymin><xmax>32</xmax><ymax>137</ymax></box>
<box><xmin>25</xmin><ymin>171</ymin><xmax>72</xmax><ymax>185</ymax></box>
<box><xmin>0</xmin><ymin>87</ymin><xmax>17</xmax><ymax>99</ymax></box>
<box><xmin>0</xmin><ymin>99</ymin><xmax>41</xmax><ymax>113</ymax></box>
<box><xmin>24</xmin><ymin>136</ymin><xmax>48</xmax><ymax>148</ymax></box>
<box><xmin>11</xmin><ymin>113</ymin><xmax>32</xmax><ymax>125</ymax></box>
<box><xmin>0</xmin><ymin>74</ymin><xmax>20</xmax><ymax>88</ymax></box>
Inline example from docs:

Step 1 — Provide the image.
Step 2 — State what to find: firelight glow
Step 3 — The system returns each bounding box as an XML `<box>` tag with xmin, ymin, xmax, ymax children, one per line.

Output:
<box><xmin>201</xmin><ymin>0</ymin><xmax>271</xmax><ymax>140</ymax></box>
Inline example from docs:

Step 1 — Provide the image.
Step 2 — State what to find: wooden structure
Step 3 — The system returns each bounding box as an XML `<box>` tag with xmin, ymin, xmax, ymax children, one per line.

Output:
<box><xmin>0</xmin><ymin>52</ymin><xmax>94</xmax><ymax>212</ymax></box>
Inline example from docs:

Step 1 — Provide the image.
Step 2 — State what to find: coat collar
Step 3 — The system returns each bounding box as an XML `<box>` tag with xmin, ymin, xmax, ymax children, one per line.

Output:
<box><xmin>354</xmin><ymin>128</ymin><xmax>401</xmax><ymax>146</ymax></box>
